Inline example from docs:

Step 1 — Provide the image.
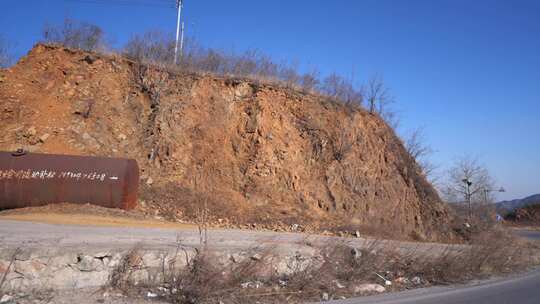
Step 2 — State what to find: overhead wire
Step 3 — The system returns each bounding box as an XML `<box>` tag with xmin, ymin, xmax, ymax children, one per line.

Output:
<box><xmin>63</xmin><ymin>0</ymin><xmax>175</xmax><ymax>9</ymax></box>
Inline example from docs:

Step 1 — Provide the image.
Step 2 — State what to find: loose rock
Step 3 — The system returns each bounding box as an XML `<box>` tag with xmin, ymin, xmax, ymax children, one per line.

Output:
<box><xmin>251</xmin><ymin>253</ymin><xmax>262</xmax><ymax>261</ymax></box>
<box><xmin>0</xmin><ymin>295</ymin><xmax>14</xmax><ymax>304</ymax></box>
<box><xmin>353</xmin><ymin>283</ymin><xmax>386</xmax><ymax>294</ymax></box>
<box><xmin>39</xmin><ymin>133</ymin><xmax>50</xmax><ymax>143</ymax></box>
<box><xmin>321</xmin><ymin>292</ymin><xmax>329</xmax><ymax>301</ymax></box>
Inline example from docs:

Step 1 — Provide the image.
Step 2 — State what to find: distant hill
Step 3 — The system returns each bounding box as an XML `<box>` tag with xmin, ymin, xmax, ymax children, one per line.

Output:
<box><xmin>496</xmin><ymin>194</ymin><xmax>540</xmax><ymax>214</ymax></box>
<box><xmin>505</xmin><ymin>204</ymin><xmax>540</xmax><ymax>225</ymax></box>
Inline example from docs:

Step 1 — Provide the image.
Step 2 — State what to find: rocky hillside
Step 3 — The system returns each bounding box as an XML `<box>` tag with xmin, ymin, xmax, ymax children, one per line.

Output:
<box><xmin>0</xmin><ymin>44</ymin><xmax>454</xmax><ymax>241</ymax></box>
<box><xmin>505</xmin><ymin>204</ymin><xmax>540</xmax><ymax>225</ymax></box>
<box><xmin>497</xmin><ymin>194</ymin><xmax>540</xmax><ymax>215</ymax></box>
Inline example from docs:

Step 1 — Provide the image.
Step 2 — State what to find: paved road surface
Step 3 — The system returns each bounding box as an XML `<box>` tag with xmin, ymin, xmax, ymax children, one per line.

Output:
<box><xmin>325</xmin><ymin>229</ymin><xmax>540</xmax><ymax>304</ymax></box>
<box><xmin>515</xmin><ymin>229</ymin><xmax>540</xmax><ymax>241</ymax></box>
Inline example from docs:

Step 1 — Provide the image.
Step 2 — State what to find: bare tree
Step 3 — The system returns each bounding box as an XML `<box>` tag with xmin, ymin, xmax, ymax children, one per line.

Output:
<box><xmin>0</xmin><ymin>35</ymin><xmax>13</xmax><ymax>68</ymax></box>
<box><xmin>442</xmin><ymin>156</ymin><xmax>495</xmax><ymax>204</ymax></box>
<box><xmin>42</xmin><ymin>18</ymin><xmax>107</xmax><ymax>51</ymax></box>
<box><xmin>405</xmin><ymin>127</ymin><xmax>438</xmax><ymax>184</ymax></box>
<box><xmin>124</xmin><ymin>30</ymin><xmax>175</xmax><ymax>64</ymax></box>
<box><xmin>364</xmin><ymin>75</ymin><xmax>398</xmax><ymax>128</ymax></box>
<box><xmin>299</xmin><ymin>69</ymin><xmax>320</xmax><ymax>93</ymax></box>
<box><xmin>365</xmin><ymin>76</ymin><xmax>392</xmax><ymax>113</ymax></box>
<box><xmin>320</xmin><ymin>73</ymin><xmax>363</xmax><ymax>105</ymax></box>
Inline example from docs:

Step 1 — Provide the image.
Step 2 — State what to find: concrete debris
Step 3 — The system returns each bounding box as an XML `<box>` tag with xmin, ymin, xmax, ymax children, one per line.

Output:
<box><xmin>0</xmin><ymin>295</ymin><xmax>14</xmax><ymax>304</ymax></box>
<box><xmin>240</xmin><ymin>281</ymin><xmax>262</xmax><ymax>289</ymax></box>
<box><xmin>353</xmin><ymin>283</ymin><xmax>386</xmax><ymax>293</ymax></box>
<box><xmin>411</xmin><ymin>276</ymin><xmax>422</xmax><ymax>285</ymax></box>
<box><xmin>321</xmin><ymin>292</ymin><xmax>330</xmax><ymax>301</ymax></box>
<box><xmin>146</xmin><ymin>291</ymin><xmax>158</xmax><ymax>298</ymax></box>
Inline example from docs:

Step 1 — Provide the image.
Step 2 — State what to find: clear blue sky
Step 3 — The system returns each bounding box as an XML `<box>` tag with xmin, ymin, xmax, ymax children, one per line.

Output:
<box><xmin>1</xmin><ymin>0</ymin><xmax>539</xmax><ymax>201</ymax></box>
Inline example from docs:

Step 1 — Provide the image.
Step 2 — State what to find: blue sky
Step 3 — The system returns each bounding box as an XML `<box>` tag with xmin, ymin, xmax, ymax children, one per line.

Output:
<box><xmin>1</xmin><ymin>0</ymin><xmax>538</xmax><ymax>200</ymax></box>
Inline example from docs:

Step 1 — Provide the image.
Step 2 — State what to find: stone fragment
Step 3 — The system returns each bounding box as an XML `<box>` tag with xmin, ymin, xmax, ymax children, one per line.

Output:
<box><xmin>73</xmin><ymin>99</ymin><xmax>93</xmax><ymax>118</ymax></box>
<box><xmin>411</xmin><ymin>276</ymin><xmax>422</xmax><ymax>285</ymax></box>
<box><xmin>82</xmin><ymin>132</ymin><xmax>92</xmax><ymax>141</ymax></box>
<box><xmin>395</xmin><ymin>277</ymin><xmax>410</xmax><ymax>284</ymax></box>
<box><xmin>353</xmin><ymin>283</ymin><xmax>386</xmax><ymax>293</ymax></box>
<box><xmin>350</xmin><ymin>247</ymin><xmax>362</xmax><ymax>259</ymax></box>
<box><xmin>25</xmin><ymin>126</ymin><xmax>36</xmax><ymax>137</ymax></box>
<box><xmin>240</xmin><ymin>281</ymin><xmax>262</xmax><ymax>289</ymax></box>
<box><xmin>334</xmin><ymin>280</ymin><xmax>346</xmax><ymax>289</ymax></box>
<box><xmin>39</xmin><ymin>133</ymin><xmax>50</xmax><ymax>143</ymax></box>
<box><xmin>321</xmin><ymin>292</ymin><xmax>329</xmax><ymax>301</ymax></box>
<box><xmin>74</xmin><ymin>255</ymin><xmax>103</xmax><ymax>272</ymax></box>
<box><xmin>0</xmin><ymin>295</ymin><xmax>14</xmax><ymax>303</ymax></box>
<box><xmin>229</xmin><ymin>253</ymin><xmax>246</xmax><ymax>264</ymax></box>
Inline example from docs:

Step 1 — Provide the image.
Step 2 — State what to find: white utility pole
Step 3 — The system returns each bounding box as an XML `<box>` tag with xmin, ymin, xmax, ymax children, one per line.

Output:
<box><xmin>174</xmin><ymin>0</ymin><xmax>183</xmax><ymax>64</ymax></box>
<box><xmin>180</xmin><ymin>21</ymin><xmax>185</xmax><ymax>57</ymax></box>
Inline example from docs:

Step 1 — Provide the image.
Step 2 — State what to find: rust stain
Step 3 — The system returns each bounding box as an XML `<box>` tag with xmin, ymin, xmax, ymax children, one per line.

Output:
<box><xmin>0</xmin><ymin>150</ymin><xmax>139</xmax><ymax>210</ymax></box>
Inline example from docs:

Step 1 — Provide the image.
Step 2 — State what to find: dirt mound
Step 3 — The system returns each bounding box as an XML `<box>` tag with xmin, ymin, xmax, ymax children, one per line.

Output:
<box><xmin>0</xmin><ymin>44</ymin><xmax>454</xmax><ymax>241</ymax></box>
<box><xmin>505</xmin><ymin>204</ymin><xmax>540</xmax><ymax>225</ymax></box>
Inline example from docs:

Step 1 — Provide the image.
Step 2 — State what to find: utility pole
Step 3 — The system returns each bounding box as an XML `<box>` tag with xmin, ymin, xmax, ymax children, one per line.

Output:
<box><xmin>462</xmin><ymin>178</ymin><xmax>473</xmax><ymax>222</ymax></box>
<box><xmin>483</xmin><ymin>187</ymin><xmax>506</xmax><ymax>204</ymax></box>
<box><xmin>174</xmin><ymin>0</ymin><xmax>183</xmax><ymax>64</ymax></box>
<box><xmin>180</xmin><ymin>21</ymin><xmax>185</xmax><ymax>57</ymax></box>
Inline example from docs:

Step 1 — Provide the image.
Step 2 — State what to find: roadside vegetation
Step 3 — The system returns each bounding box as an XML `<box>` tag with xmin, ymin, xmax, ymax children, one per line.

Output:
<box><xmin>105</xmin><ymin>226</ymin><xmax>537</xmax><ymax>304</ymax></box>
<box><xmin>37</xmin><ymin>19</ymin><xmax>401</xmax><ymax>132</ymax></box>
<box><xmin>0</xmin><ymin>34</ymin><xmax>13</xmax><ymax>68</ymax></box>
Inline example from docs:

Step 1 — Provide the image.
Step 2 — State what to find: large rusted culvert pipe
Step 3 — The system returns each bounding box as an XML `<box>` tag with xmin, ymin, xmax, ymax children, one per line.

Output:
<box><xmin>0</xmin><ymin>150</ymin><xmax>139</xmax><ymax>210</ymax></box>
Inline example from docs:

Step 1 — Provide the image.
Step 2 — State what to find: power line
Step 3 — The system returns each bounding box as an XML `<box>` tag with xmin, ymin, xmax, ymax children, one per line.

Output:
<box><xmin>64</xmin><ymin>0</ymin><xmax>175</xmax><ymax>8</ymax></box>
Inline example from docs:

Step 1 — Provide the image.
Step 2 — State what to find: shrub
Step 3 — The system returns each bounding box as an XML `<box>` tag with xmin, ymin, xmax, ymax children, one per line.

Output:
<box><xmin>42</xmin><ymin>18</ymin><xmax>107</xmax><ymax>51</ymax></box>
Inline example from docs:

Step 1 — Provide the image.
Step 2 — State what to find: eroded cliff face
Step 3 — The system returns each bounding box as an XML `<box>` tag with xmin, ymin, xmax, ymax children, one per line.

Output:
<box><xmin>0</xmin><ymin>45</ymin><xmax>453</xmax><ymax>240</ymax></box>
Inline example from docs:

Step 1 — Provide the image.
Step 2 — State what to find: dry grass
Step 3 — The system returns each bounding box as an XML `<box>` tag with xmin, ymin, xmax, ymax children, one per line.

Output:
<box><xmin>105</xmin><ymin>226</ymin><xmax>537</xmax><ymax>303</ymax></box>
<box><xmin>0</xmin><ymin>248</ymin><xmax>21</xmax><ymax>298</ymax></box>
<box><xmin>109</xmin><ymin>246</ymin><xmax>143</xmax><ymax>292</ymax></box>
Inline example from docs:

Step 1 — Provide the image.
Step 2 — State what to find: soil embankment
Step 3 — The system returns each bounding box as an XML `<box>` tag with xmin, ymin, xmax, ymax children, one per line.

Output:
<box><xmin>0</xmin><ymin>44</ymin><xmax>452</xmax><ymax>241</ymax></box>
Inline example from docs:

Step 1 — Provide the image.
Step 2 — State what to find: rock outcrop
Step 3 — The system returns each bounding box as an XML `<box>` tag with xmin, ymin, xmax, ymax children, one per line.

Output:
<box><xmin>0</xmin><ymin>44</ymin><xmax>454</xmax><ymax>240</ymax></box>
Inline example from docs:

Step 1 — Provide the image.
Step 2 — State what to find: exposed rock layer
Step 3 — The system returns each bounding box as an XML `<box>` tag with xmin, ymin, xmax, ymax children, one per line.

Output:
<box><xmin>0</xmin><ymin>44</ymin><xmax>453</xmax><ymax>240</ymax></box>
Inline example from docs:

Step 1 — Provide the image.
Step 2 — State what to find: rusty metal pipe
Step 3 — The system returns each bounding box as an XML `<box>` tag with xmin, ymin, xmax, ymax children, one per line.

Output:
<box><xmin>0</xmin><ymin>151</ymin><xmax>139</xmax><ymax>210</ymax></box>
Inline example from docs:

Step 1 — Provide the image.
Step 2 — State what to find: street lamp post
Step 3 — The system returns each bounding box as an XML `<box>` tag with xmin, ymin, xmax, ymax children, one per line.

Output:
<box><xmin>483</xmin><ymin>187</ymin><xmax>506</xmax><ymax>204</ymax></box>
<box><xmin>460</xmin><ymin>178</ymin><xmax>506</xmax><ymax>225</ymax></box>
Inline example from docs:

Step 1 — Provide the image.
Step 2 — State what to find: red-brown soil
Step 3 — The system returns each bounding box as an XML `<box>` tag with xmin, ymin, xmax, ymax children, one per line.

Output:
<box><xmin>0</xmin><ymin>44</ymin><xmax>454</xmax><ymax>241</ymax></box>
